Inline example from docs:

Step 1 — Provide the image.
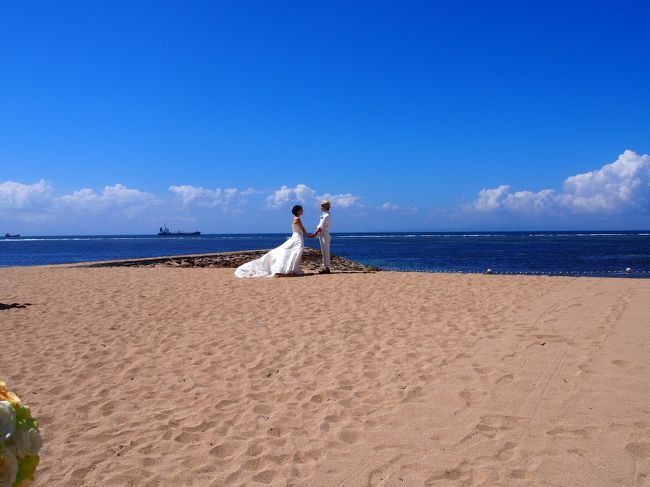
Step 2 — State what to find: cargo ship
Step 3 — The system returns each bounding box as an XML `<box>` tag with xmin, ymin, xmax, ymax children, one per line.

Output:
<box><xmin>158</xmin><ymin>225</ymin><xmax>201</xmax><ymax>236</ymax></box>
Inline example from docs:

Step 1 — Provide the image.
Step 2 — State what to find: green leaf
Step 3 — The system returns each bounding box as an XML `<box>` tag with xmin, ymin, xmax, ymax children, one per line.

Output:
<box><xmin>14</xmin><ymin>454</ymin><xmax>39</xmax><ymax>486</ymax></box>
<box><xmin>14</xmin><ymin>405</ymin><xmax>38</xmax><ymax>432</ymax></box>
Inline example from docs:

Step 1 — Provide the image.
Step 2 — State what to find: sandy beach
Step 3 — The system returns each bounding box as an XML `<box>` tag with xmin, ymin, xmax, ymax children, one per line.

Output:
<box><xmin>1</xmin><ymin>264</ymin><xmax>649</xmax><ymax>486</ymax></box>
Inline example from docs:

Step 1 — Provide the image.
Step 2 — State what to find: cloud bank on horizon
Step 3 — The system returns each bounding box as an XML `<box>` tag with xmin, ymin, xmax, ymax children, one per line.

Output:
<box><xmin>0</xmin><ymin>181</ymin><xmax>160</xmax><ymax>220</ymax></box>
<box><xmin>1</xmin><ymin>150</ymin><xmax>649</xmax><ymax>232</ymax></box>
<box><xmin>472</xmin><ymin>150</ymin><xmax>650</xmax><ymax>216</ymax></box>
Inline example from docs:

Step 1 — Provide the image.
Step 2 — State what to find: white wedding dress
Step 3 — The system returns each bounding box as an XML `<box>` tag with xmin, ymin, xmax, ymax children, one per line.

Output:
<box><xmin>234</xmin><ymin>222</ymin><xmax>305</xmax><ymax>278</ymax></box>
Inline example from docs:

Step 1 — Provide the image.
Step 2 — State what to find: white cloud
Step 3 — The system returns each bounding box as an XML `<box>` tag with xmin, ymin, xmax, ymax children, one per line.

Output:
<box><xmin>379</xmin><ymin>202</ymin><xmax>419</xmax><ymax>212</ymax></box>
<box><xmin>473</xmin><ymin>185</ymin><xmax>556</xmax><ymax>214</ymax></box>
<box><xmin>326</xmin><ymin>193</ymin><xmax>359</xmax><ymax>208</ymax></box>
<box><xmin>59</xmin><ymin>184</ymin><xmax>159</xmax><ymax>218</ymax></box>
<box><xmin>266</xmin><ymin>184</ymin><xmax>316</xmax><ymax>208</ymax></box>
<box><xmin>266</xmin><ymin>184</ymin><xmax>360</xmax><ymax>209</ymax></box>
<box><xmin>0</xmin><ymin>181</ymin><xmax>159</xmax><ymax>223</ymax></box>
<box><xmin>0</xmin><ymin>179</ymin><xmax>54</xmax><ymax>210</ymax></box>
<box><xmin>60</xmin><ymin>188</ymin><xmax>97</xmax><ymax>206</ymax></box>
<box><xmin>472</xmin><ymin>150</ymin><xmax>650</xmax><ymax>215</ymax></box>
<box><xmin>169</xmin><ymin>185</ymin><xmax>247</xmax><ymax>211</ymax></box>
<box><xmin>380</xmin><ymin>202</ymin><xmax>399</xmax><ymax>211</ymax></box>
<box><xmin>561</xmin><ymin>150</ymin><xmax>650</xmax><ymax>212</ymax></box>
<box><xmin>241</xmin><ymin>187</ymin><xmax>260</xmax><ymax>196</ymax></box>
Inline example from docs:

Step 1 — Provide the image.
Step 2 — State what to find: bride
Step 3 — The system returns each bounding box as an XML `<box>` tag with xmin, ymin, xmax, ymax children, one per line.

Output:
<box><xmin>234</xmin><ymin>205</ymin><xmax>310</xmax><ymax>278</ymax></box>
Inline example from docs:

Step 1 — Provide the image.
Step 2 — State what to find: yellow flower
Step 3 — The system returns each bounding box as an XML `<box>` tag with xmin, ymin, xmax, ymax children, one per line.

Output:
<box><xmin>0</xmin><ymin>383</ymin><xmax>20</xmax><ymax>407</ymax></box>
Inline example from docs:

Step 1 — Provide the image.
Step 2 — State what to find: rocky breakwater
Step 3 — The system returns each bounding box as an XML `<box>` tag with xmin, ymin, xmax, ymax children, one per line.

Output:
<box><xmin>83</xmin><ymin>247</ymin><xmax>379</xmax><ymax>273</ymax></box>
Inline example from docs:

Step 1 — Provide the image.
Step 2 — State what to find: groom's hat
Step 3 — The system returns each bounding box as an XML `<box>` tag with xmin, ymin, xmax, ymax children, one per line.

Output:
<box><xmin>320</xmin><ymin>199</ymin><xmax>331</xmax><ymax>208</ymax></box>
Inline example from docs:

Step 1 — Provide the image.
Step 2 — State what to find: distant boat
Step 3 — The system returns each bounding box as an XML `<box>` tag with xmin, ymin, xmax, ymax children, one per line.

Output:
<box><xmin>158</xmin><ymin>225</ymin><xmax>201</xmax><ymax>236</ymax></box>
<box><xmin>4</xmin><ymin>233</ymin><xmax>21</xmax><ymax>239</ymax></box>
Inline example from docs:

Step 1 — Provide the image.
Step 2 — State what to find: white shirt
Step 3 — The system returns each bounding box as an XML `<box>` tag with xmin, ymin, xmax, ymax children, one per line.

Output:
<box><xmin>316</xmin><ymin>211</ymin><xmax>331</xmax><ymax>234</ymax></box>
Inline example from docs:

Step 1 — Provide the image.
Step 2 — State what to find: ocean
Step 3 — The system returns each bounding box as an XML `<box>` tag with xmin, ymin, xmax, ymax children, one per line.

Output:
<box><xmin>1</xmin><ymin>232</ymin><xmax>649</xmax><ymax>277</ymax></box>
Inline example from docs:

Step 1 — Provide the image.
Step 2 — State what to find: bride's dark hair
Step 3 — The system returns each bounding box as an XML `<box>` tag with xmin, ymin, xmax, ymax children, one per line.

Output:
<box><xmin>291</xmin><ymin>205</ymin><xmax>303</xmax><ymax>216</ymax></box>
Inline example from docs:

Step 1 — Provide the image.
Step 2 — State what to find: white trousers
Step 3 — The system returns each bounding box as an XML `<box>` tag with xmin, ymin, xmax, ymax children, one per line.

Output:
<box><xmin>319</xmin><ymin>232</ymin><xmax>331</xmax><ymax>269</ymax></box>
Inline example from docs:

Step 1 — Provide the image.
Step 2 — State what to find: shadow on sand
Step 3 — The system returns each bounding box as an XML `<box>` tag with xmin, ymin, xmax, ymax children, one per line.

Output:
<box><xmin>0</xmin><ymin>302</ymin><xmax>31</xmax><ymax>311</ymax></box>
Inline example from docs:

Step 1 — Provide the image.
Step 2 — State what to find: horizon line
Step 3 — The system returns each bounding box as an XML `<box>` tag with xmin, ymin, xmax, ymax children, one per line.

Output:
<box><xmin>3</xmin><ymin>229</ymin><xmax>650</xmax><ymax>238</ymax></box>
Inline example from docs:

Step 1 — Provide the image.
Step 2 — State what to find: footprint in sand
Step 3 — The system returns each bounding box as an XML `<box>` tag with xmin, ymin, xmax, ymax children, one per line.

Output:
<box><xmin>337</xmin><ymin>428</ymin><xmax>361</xmax><ymax>444</ymax></box>
<box><xmin>577</xmin><ymin>364</ymin><xmax>591</xmax><ymax>374</ymax></box>
<box><xmin>473</xmin><ymin>415</ymin><xmax>526</xmax><ymax>439</ymax></box>
<box><xmin>626</xmin><ymin>442</ymin><xmax>650</xmax><ymax>459</ymax></box>
<box><xmin>611</xmin><ymin>359</ymin><xmax>630</xmax><ymax>367</ymax></box>
<box><xmin>459</xmin><ymin>388</ymin><xmax>487</xmax><ymax>408</ymax></box>
<box><xmin>500</xmin><ymin>351</ymin><xmax>519</xmax><ymax>362</ymax></box>
<box><xmin>472</xmin><ymin>364</ymin><xmax>495</xmax><ymax>375</ymax></box>
<box><xmin>496</xmin><ymin>374</ymin><xmax>514</xmax><ymax>385</ymax></box>
<box><xmin>510</xmin><ymin>469</ymin><xmax>532</xmax><ymax>479</ymax></box>
<box><xmin>174</xmin><ymin>431</ymin><xmax>202</xmax><ymax>444</ymax></box>
<box><xmin>546</xmin><ymin>425</ymin><xmax>601</xmax><ymax>438</ymax></box>
<box><xmin>253</xmin><ymin>403</ymin><xmax>274</xmax><ymax>415</ymax></box>
<box><xmin>496</xmin><ymin>441</ymin><xmax>518</xmax><ymax>462</ymax></box>
<box><xmin>426</xmin><ymin>468</ymin><xmax>466</xmax><ymax>483</ymax></box>
<box><xmin>251</xmin><ymin>469</ymin><xmax>277</xmax><ymax>484</ymax></box>
<box><xmin>210</xmin><ymin>441</ymin><xmax>243</xmax><ymax>459</ymax></box>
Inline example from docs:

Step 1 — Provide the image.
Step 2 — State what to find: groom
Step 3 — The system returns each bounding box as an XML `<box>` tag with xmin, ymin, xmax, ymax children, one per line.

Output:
<box><xmin>309</xmin><ymin>200</ymin><xmax>331</xmax><ymax>274</ymax></box>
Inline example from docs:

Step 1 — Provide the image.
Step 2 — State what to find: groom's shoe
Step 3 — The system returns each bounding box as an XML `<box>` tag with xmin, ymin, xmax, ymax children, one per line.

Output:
<box><xmin>319</xmin><ymin>268</ymin><xmax>331</xmax><ymax>274</ymax></box>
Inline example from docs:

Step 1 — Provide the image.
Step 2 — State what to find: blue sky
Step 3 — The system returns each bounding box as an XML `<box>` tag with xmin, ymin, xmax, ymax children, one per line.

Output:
<box><xmin>1</xmin><ymin>1</ymin><xmax>649</xmax><ymax>234</ymax></box>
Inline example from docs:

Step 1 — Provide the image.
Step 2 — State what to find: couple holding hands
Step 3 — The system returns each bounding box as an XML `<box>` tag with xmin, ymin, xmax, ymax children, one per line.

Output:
<box><xmin>234</xmin><ymin>200</ymin><xmax>331</xmax><ymax>278</ymax></box>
